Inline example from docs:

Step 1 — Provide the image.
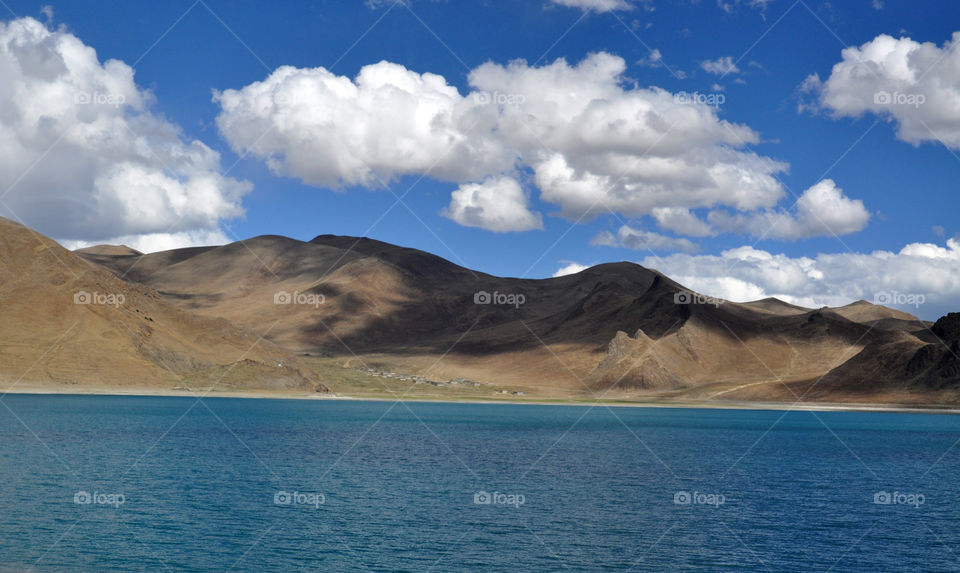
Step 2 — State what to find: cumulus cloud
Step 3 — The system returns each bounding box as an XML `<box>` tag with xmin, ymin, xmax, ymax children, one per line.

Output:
<box><xmin>592</xmin><ymin>225</ymin><xmax>699</xmax><ymax>253</ymax></box>
<box><xmin>550</xmin><ymin>0</ymin><xmax>633</xmax><ymax>12</ymax></box>
<box><xmin>553</xmin><ymin>262</ymin><xmax>590</xmax><ymax>277</ymax></box>
<box><xmin>706</xmin><ymin>179</ymin><xmax>870</xmax><ymax>239</ymax></box>
<box><xmin>441</xmin><ymin>177</ymin><xmax>542</xmax><ymax>232</ymax></box>
<box><xmin>815</xmin><ymin>31</ymin><xmax>960</xmax><ymax>148</ymax></box>
<box><xmin>700</xmin><ymin>56</ymin><xmax>740</xmax><ymax>76</ymax></box>
<box><xmin>214</xmin><ymin>62</ymin><xmax>511</xmax><ymax>188</ymax></box>
<box><xmin>651</xmin><ymin>180</ymin><xmax>870</xmax><ymax>239</ymax></box>
<box><xmin>216</xmin><ymin>52</ymin><xmax>792</xmax><ymax>233</ymax></box>
<box><xmin>650</xmin><ymin>207</ymin><xmax>715</xmax><ymax>237</ymax></box>
<box><xmin>641</xmin><ymin>239</ymin><xmax>960</xmax><ymax>319</ymax></box>
<box><xmin>0</xmin><ymin>17</ymin><xmax>250</xmax><ymax>251</ymax></box>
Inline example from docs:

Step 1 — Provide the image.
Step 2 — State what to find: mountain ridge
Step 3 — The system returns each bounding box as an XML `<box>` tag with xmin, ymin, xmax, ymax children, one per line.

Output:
<box><xmin>67</xmin><ymin>228</ymin><xmax>960</xmax><ymax>404</ymax></box>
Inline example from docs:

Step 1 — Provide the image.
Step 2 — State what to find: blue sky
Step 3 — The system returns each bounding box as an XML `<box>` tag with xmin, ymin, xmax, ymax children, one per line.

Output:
<box><xmin>1</xmin><ymin>0</ymin><xmax>959</xmax><ymax>318</ymax></box>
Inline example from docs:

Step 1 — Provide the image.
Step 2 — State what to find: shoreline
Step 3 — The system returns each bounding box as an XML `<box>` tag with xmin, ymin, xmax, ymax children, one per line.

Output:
<box><xmin>3</xmin><ymin>385</ymin><xmax>960</xmax><ymax>415</ymax></box>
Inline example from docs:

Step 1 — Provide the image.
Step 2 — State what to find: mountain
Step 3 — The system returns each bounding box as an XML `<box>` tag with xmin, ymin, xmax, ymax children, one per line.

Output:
<box><xmin>0</xmin><ymin>217</ymin><xmax>324</xmax><ymax>393</ymax></box>
<box><xmin>74</xmin><ymin>230</ymin><xmax>960</xmax><ymax>404</ymax></box>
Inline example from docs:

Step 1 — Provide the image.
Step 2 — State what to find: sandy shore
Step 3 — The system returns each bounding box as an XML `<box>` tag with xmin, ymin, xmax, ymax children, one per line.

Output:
<box><xmin>3</xmin><ymin>384</ymin><xmax>960</xmax><ymax>415</ymax></box>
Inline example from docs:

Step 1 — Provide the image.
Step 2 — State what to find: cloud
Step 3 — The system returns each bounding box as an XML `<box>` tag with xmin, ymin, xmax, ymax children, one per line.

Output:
<box><xmin>706</xmin><ymin>179</ymin><xmax>871</xmax><ymax>239</ymax></box>
<box><xmin>700</xmin><ymin>56</ymin><xmax>740</xmax><ymax>75</ymax></box>
<box><xmin>651</xmin><ymin>180</ymin><xmax>870</xmax><ymax>239</ymax></box>
<box><xmin>549</xmin><ymin>0</ymin><xmax>633</xmax><ymax>12</ymax></box>
<box><xmin>364</xmin><ymin>0</ymin><xmax>411</xmax><ymax>8</ymax></box>
<box><xmin>592</xmin><ymin>225</ymin><xmax>699</xmax><ymax>253</ymax></box>
<box><xmin>641</xmin><ymin>239</ymin><xmax>960</xmax><ymax>319</ymax></box>
<box><xmin>216</xmin><ymin>52</ymin><xmax>796</xmax><ymax>234</ymax></box>
<box><xmin>61</xmin><ymin>229</ymin><xmax>232</xmax><ymax>254</ymax></box>
<box><xmin>815</xmin><ymin>31</ymin><xmax>960</xmax><ymax>148</ymax></box>
<box><xmin>637</xmin><ymin>48</ymin><xmax>663</xmax><ymax>68</ymax></box>
<box><xmin>650</xmin><ymin>207</ymin><xmax>715</xmax><ymax>236</ymax></box>
<box><xmin>215</xmin><ymin>62</ymin><xmax>512</xmax><ymax>189</ymax></box>
<box><xmin>383</xmin><ymin>0</ymin><xmax>637</xmax><ymax>10</ymax></box>
<box><xmin>553</xmin><ymin>262</ymin><xmax>590</xmax><ymax>277</ymax></box>
<box><xmin>0</xmin><ymin>17</ymin><xmax>249</xmax><ymax>251</ymax></box>
<box><xmin>718</xmin><ymin>0</ymin><xmax>774</xmax><ymax>14</ymax></box>
<box><xmin>441</xmin><ymin>177</ymin><xmax>543</xmax><ymax>232</ymax></box>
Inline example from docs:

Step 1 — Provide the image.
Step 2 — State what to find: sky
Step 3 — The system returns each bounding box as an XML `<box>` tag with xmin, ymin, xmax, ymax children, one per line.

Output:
<box><xmin>0</xmin><ymin>0</ymin><xmax>958</xmax><ymax>319</ymax></box>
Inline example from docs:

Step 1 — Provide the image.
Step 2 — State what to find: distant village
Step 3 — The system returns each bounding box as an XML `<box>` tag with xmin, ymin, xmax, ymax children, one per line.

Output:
<box><xmin>358</xmin><ymin>368</ymin><xmax>525</xmax><ymax>395</ymax></box>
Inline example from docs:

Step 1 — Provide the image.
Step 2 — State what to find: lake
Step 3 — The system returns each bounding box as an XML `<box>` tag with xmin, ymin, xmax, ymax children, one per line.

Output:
<box><xmin>0</xmin><ymin>395</ymin><xmax>957</xmax><ymax>571</ymax></box>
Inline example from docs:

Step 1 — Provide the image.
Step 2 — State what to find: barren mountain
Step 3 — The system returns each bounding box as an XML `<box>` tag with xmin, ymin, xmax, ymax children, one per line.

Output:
<box><xmin>75</xmin><ymin>231</ymin><xmax>960</xmax><ymax>404</ymax></box>
<box><xmin>0</xmin><ymin>217</ymin><xmax>324</xmax><ymax>393</ymax></box>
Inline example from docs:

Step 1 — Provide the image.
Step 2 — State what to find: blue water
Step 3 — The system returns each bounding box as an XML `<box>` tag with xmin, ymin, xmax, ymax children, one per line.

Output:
<box><xmin>0</xmin><ymin>396</ymin><xmax>958</xmax><ymax>572</ymax></box>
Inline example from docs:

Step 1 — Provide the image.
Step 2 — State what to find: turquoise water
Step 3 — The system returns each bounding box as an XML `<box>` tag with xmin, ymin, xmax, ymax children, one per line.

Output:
<box><xmin>1</xmin><ymin>395</ymin><xmax>958</xmax><ymax>572</ymax></box>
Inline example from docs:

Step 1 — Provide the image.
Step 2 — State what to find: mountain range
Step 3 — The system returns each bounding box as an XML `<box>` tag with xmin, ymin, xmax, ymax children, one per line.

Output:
<box><xmin>3</xmin><ymin>215</ymin><xmax>959</xmax><ymax>405</ymax></box>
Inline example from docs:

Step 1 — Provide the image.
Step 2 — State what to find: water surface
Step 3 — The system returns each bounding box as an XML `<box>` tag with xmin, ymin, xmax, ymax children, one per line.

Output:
<box><xmin>0</xmin><ymin>395</ymin><xmax>957</xmax><ymax>571</ymax></box>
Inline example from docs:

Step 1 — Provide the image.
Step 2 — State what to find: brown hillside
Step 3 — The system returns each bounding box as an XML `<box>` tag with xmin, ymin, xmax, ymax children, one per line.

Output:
<box><xmin>0</xmin><ymin>217</ymin><xmax>324</xmax><ymax>393</ymax></box>
<box><xmin>74</xmin><ymin>232</ymin><xmax>954</xmax><ymax>403</ymax></box>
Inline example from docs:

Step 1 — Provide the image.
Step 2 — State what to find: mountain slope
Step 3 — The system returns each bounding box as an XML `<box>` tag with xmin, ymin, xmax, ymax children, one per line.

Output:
<box><xmin>0</xmin><ymin>218</ymin><xmax>325</xmax><ymax>392</ymax></box>
<box><xmin>75</xmin><ymin>232</ymin><xmax>954</xmax><ymax>403</ymax></box>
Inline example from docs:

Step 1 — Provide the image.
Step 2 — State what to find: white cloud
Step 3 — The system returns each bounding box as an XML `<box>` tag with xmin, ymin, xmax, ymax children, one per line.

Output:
<box><xmin>216</xmin><ymin>52</ymin><xmax>795</xmax><ymax>234</ymax></box>
<box><xmin>365</xmin><ymin>0</ymin><xmax>413</xmax><ymax>8</ymax></box>
<box><xmin>380</xmin><ymin>0</ymin><xmax>636</xmax><ymax>10</ymax></box>
<box><xmin>0</xmin><ymin>17</ymin><xmax>249</xmax><ymax>251</ymax></box>
<box><xmin>700</xmin><ymin>56</ymin><xmax>740</xmax><ymax>76</ymax></box>
<box><xmin>550</xmin><ymin>0</ymin><xmax>632</xmax><ymax>12</ymax></box>
<box><xmin>637</xmin><ymin>48</ymin><xmax>663</xmax><ymax>68</ymax></box>
<box><xmin>553</xmin><ymin>262</ymin><xmax>590</xmax><ymax>277</ymax></box>
<box><xmin>61</xmin><ymin>229</ymin><xmax>231</xmax><ymax>254</ymax></box>
<box><xmin>642</xmin><ymin>239</ymin><xmax>960</xmax><ymax>319</ymax></box>
<box><xmin>441</xmin><ymin>177</ymin><xmax>542</xmax><ymax>232</ymax></box>
<box><xmin>471</xmin><ymin>54</ymin><xmax>786</xmax><ymax>217</ymax></box>
<box><xmin>650</xmin><ymin>207</ymin><xmax>715</xmax><ymax>236</ymax></box>
<box><xmin>652</xmin><ymin>180</ymin><xmax>870</xmax><ymax>240</ymax></box>
<box><xmin>706</xmin><ymin>179</ymin><xmax>871</xmax><ymax>239</ymax></box>
<box><xmin>592</xmin><ymin>225</ymin><xmax>699</xmax><ymax>253</ymax></box>
<box><xmin>872</xmin><ymin>0</ymin><xmax>884</xmax><ymax>9</ymax></box>
<box><xmin>799</xmin><ymin>73</ymin><xmax>822</xmax><ymax>93</ymax></box>
<box><xmin>816</xmin><ymin>31</ymin><xmax>960</xmax><ymax>148</ymax></box>
<box><xmin>718</xmin><ymin>0</ymin><xmax>774</xmax><ymax>14</ymax></box>
<box><xmin>214</xmin><ymin>62</ymin><xmax>512</xmax><ymax>189</ymax></box>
